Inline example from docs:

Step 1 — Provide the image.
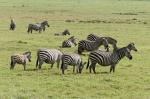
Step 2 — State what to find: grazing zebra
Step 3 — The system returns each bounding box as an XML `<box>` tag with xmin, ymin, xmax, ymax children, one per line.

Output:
<box><xmin>54</xmin><ymin>29</ymin><xmax>70</xmax><ymax>36</ymax></box>
<box><xmin>78</xmin><ymin>38</ymin><xmax>109</xmax><ymax>54</ymax></box>
<box><xmin>87</xmin><ymin>34</ymin><xmax>118</xmax><ymax>50</ymax></box>
<box><xmin>62</xmin><ymin>36</ymin><xmax>77</xmax><ymax>48</ymax></box>
<box><xmin>10</xmin><ymin>51</ymin><xmax>31</xmax><ymax>70</ymax></box>
<box><xmin>36</xmin><ymin>48</ymin><xmax>63</xmax><ymax>69</ymax></box>
<box><xmin>61</xmin><ymin>53</ymin><xmax>86</xmax><ymax>74</ymax></box>
<box><xmin>27</xmin><ymin>21</ymin><xmax>49</xmax><ymax>33</ymax></box>
<box><xmin>86</xmin><ymin>46</ymin><xmax>133</xmax><ymax>73</ymax></box>
<box><xmin>10</xmin><ymin>19</ymin><xmax>16</xmax><ymax>30</ymax></box>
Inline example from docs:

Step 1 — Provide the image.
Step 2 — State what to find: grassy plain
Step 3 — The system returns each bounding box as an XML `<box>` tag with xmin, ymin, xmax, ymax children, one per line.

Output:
<box><xmin>0</xmin><ymin>0</ymin><xmax>150</xmax><ymax>98</ymax></box>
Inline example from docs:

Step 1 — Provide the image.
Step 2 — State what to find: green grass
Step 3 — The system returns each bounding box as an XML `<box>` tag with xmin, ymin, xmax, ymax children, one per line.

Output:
<box><xmin>0</xmin><ymin>0</ymin><xmax>150</xmax><ymax>98</ymax></box>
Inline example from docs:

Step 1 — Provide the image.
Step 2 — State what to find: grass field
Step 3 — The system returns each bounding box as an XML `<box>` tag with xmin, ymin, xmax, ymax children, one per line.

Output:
<box><xmin>0</xmin><ymin>0</ymin><xmax>150</xmax><ymax>98</ymax></box>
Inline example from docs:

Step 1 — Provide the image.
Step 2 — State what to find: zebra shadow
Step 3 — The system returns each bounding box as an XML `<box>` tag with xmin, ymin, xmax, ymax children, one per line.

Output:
<box><xmin>84</xmin><ymin>71</ymin><xmax>110</xmax><ymax>74</ymax></box>
<box><xmin>24</xmin><ymin>68</ymin><xmax>37</xmax><ymax>71</ymax></box>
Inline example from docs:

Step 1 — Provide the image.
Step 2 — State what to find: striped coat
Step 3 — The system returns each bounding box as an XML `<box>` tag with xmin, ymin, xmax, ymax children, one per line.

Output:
<box><xmin>87</xmin><ymin>46</ymin><xmax>133</xmax><ymax>73</ymax></box>
<box><xmin>62</xmin><ymin>36</ymin><xmax>77</xmax><ymax>48</ymax></box>
<box><xmin>78</xmin><ymin>38</ymin><xmax>109</xmax><ymax>54</ymax></box>
<box><xmin>87</xmin><ymin>34</ymin><xmax>118</xmax><ymax>51</ymax></box>
<box><xmin>36</xmin><ymin>48</ymin><xmax>63</xmax><ymax>69</ymax></box>
<box><xmin>61</xmin><ymin>53</ymin><xmax>86</xmax><ymax>74</ymax></box>
<box><xmin>10</xmin><ymin>51</ymin><xmax>31</xmax><ymax>70</ymax></box>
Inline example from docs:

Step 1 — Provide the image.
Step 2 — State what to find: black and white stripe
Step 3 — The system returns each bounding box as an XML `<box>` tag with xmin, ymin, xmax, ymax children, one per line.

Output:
<box><xmin>86</xmin><ymin>46</ymin><xmax>133</xmax><ymax>73</ymax></box>
<box><xmin>10</xmin><ymin>51</ymin><xmax>31</xmax><ymax>70</ymax></box>
<box><xmin>78</xmin><ymin>38</ymin><xmax>109</xmax><ymax>54</ymax></box>
<box><xmin>62</xmin><ymin>36</ymin><xmax>77</xmax><ymax>48</ymax></box>
<box><xmin>36</xmin><ymin>48</ymin><xmax>63</xmax><ymax>69</ymax></box>
<box><xmin>87</xmin><ymin>34</ymin><xmax>118</xmax><ymax>51</ymax></box>
<box><xmin>10</xmin><ymin>19</ymin><xmax>16</xmax><ymax>30</ymax></box>
<box><xmin>61</xmin><ymin>53</ymin><xmax>86</xmax><ymax>74</ymax></box>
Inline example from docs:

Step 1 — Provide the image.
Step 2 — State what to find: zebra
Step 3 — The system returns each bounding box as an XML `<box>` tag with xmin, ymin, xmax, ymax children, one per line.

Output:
<box><xmin>36</xmin><ymin>48</ymin><xmax>63</xmax><ymax>69</ymax></box>
<box><xmin>62</xmin><ymin>36</ymin><xmax>77</xmax><ymax>48</ymax></box>
<box><xmin>10</xmin><ymin>19</ymin><xmax>16</xmax><ymax>30</ymax></box>
<box><xmin>27</xmin><ymin>21</ymin><xmax>49</xmax><ymax>33</ymax></box>
<box><xmin>87</xmin><ymin>34</ymin><xmax>118</xmax><ymax>51</ymax></box>
<box><xmin>61</xmin><ymin>53</ymin><xmax>86</xmax><ymax>74</ymax></box>
<box><xmin>54</xmin><ymin>29</ymin><xmax>70</xmax><ymax>36</ymax></box>
<box><xmin>86</xmin><ymin>46</ymin><xmax>133</xmax><ymax>73</ymax></box>
<box><xmin>78</xmin><ymin>38</ymin><xmax>109</xmax><ymax>54</ymax></box>
<box><xmin>10</xmin><ymin>51</ymin><xmax>31</xmax><ymax>70</ymax></box>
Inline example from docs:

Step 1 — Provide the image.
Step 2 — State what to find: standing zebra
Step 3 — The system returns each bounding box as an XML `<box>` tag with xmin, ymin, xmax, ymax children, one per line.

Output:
<box><xmin>86</xmin><ymin>46</ymin><xmax>133</xmax><ymax>73</ymax></box>
<box><xmin>27</xmin><ymin>21</ymin><xmax>49</xmax><ymax>33</ymax></box>
<box><xmin>78</xmin><ymin>38</ymin><xmax>109</xmax><ymax>54</ymax></box>
<box><xmin>36</xmin><ymin>48</ymin><xmax>63</xmax><ymax>69</ymax></box>
<box><xmin>61</xmin><ymin>53</ymin><xmax>86</xmax><ymax>74</ymax></box>
<box><xmin>54</xmin><ymin>29</ymin><xmax>70</xmax><ymax>36</ymax></box>
<box><xmin>62</xmin><ymin>36</ymin><xmax>77</xmax><ymax>48</ymax></box>
<box><xmin>10</xmin><ymin>19</ymin><xmax>16</xmax><ymax>30</ymax></box>
<box><xmin>87</xmin><ymin>34</ymin><xmax>118</xmax><ymax>50</ymax></box>
<box><xmin>10</xmin><ymin>51</ymin><xmax>31</xmax><ymax>70</ymax></box>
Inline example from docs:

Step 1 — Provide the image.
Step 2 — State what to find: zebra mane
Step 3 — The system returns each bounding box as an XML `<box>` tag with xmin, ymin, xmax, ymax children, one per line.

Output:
<box><xmin>23</xmin><ymin>51</ymin><xmax>31</xmax><ymax>55</ymax></box>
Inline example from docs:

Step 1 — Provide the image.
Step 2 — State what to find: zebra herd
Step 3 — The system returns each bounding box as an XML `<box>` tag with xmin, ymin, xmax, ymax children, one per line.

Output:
<box><xmin>9</xmin><ymin>19</ymin><xmax>137</xmax><ymax>74</ymax></box>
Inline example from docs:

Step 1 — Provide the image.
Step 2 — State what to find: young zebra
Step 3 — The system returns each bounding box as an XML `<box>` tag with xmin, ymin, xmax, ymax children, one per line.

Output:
<box><xmin>87</xmin><ymin>34</ymin><xmax>118</xmax><ymax>50</ymax></box>
<box><xmin>86</xmin><ymin>46</ymin><xmax>133</xmax><ymax>73</ymax></box>
<box><xmin>78</xmin><ymin>38</ymin><xmax>109</xmax><ymax>54</ymax></box>
<box><xmin>10</xmin><ymin>19</ymin><xmax>16</xmax><ymax>30</ymax></box>
<box><xmin>54</xmin><ymin>29</ymin><xmax>70</xmax><ymax>36</ymax></box>
<box><xmin>10</xmin><ymin>51</ymin><xmax>31</xmax><ymax>70</ymax></box>
<box><xmin>36</xmin><ymin>48</ymin><xmax>63</xmax><ymax>69</ymax></box>
<box><xmin>62</xmin><ymin>36</ymin><xmax>77</xmax><ymax>48</ymax></box>
<box><xmin>61</xmin><ymin>53</ymin><xmax>86</xmax><ymax>74</ymax></box>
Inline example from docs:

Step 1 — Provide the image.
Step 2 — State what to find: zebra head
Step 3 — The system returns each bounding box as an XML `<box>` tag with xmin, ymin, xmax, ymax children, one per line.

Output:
<box><xmin>23</xmin><ymin>51</ymin><xmax>32</xmax><ymax>62</ymax></box>
<box><xmin>102</xmin><ymin>38</ymin><xmax>109</xmax><ymax>51</ymax></box>
<box><xmin>79</xmin><ymin>61</ymin><xmax>86</xmax><ymax>73</ymax></box>
<box><xmin>127</xmin><ymin>43</ymin><xmax>137</xmax><ymax>52</ymax></box>
<box><xmin>125</xmin><ymin>48</ymin><xmax>132</xmax><ymax>60</ymax></box>
<box><xmin>41</xmin><ymin>21</ymin><xmax>49</xmax><ymax>27</ymax></box>
<box><xmin>69</xmin><ymin>36</ymin><xmax>78</xmax><ymax>46</ymax></box>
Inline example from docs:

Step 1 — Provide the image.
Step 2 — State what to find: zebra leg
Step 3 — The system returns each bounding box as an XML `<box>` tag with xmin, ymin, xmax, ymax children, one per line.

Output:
<box><xmin>89</xmin><ymin>63</ymin><xmax>96</xmax><ymax>73</ymax></box>
<box><xmin>43</xmin><ymin>27</ymin><xmax>45</xmax><ymax>31</ymax></box>
<box><xmin>51</xmin><ymin>63</ymin><xmax>54</xmax><ymax>69</ymax></box>
<box><xmin>39</xmin><ymin>29</ymin><xmax>41</xmax><ymax>33</ymax></box>
<box><xmin>110</xmin><ymin>64</ymin><xmax>116</xmax><ymax>73</ymax></box>
<box><xmin>10</xmin><ymin>61</ymin><xmax>15</xmax><ymax>70</ymax></box>
<box><xmin>73</xmin><ymin>65</ymin><xmax>75</xmax><ymax>73</ymax></box>
<box><xmin>38</xmin><ymin>61</ymin><xmax>43</xmax><ymax>69</ymax></box>
<box><xmin>23</xmin><ymin>64</ymin><xmax>26</xmax><ymax>70</ymax></box>
<box><xmin>31</xmin><ymin>29</ymin><xmax>32</xmax><ymax>34</ymax></box>
<box><xmin>57</xmin><ymin>57</ymin><xmax>61</xmax><ymax>69</ymax></box>
<box><xmin>61</xmin><ymin>64</ymin><xmax>66</xmax><ymax>74</ymax></box>
<box><xmin>92</xmin><ymin>63</ymin><xmax>96</xmax><ymax>74</ymax></box>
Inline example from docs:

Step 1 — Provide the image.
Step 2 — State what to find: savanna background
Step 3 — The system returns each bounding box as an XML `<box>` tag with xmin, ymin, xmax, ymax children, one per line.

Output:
<box><xmin>0</xmin><ymin>0</ymin><xmax>149</xmax><ymax>99</ymax></box>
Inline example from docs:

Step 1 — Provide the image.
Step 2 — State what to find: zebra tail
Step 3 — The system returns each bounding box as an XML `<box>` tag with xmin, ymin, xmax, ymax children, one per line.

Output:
<box><xmin>86</xmin><ymin>58</ymin><xmax>90</xmax><ymax>69</ymax></box>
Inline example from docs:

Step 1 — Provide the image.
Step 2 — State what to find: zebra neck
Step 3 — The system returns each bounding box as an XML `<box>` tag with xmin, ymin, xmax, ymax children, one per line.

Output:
<box><xmin>116</xmin><ymin>48</ymin><xmax>126</xmax><ymax>60</ymax></box>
